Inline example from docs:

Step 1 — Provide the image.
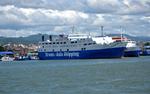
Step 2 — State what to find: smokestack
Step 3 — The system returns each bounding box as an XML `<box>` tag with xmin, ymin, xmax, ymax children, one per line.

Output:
<box><xmin>49</xmin><ymin>35</ymin><xmax>52</xmax><ymax>41</ymax></box>
<box><xmin>42</xmin><ymin>35</ymin><xmax>44</xmax><ymax>41</ymax></box>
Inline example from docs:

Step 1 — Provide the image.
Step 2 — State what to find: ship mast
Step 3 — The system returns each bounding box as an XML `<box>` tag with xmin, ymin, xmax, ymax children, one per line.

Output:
<box><xmin>120</xmin><ymin>26</ymin><xmax>123</xmax><ymax>41</ymax></box>
<box><xmin>71</xmin><ymin>25</ymin><xmax>75</xmax><ymax>34</ymax></box>
<box><xmin>101</xmin><ymin>26</ymin><xmax>104</xmax><ymax>37</ymax></box>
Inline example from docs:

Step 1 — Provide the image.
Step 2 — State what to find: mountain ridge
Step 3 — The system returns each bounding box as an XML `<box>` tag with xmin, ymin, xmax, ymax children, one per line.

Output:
<box><xmin>0</xmin><ymin>33</ymin><xmax>149</xmax><ymax>45</ymax></box>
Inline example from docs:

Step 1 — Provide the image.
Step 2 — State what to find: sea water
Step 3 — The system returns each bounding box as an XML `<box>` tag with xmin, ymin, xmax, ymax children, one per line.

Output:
<box><xmin>0</xmin><ymin>56</ymin><xmax>150</xmax><ymax>94</ymax></box>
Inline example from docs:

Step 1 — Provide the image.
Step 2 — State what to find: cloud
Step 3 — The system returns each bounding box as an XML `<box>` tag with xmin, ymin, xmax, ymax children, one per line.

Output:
<box><xmin>0</xmin><ymin>0</ymin><xmax>150</xmax><ymax>37</ymax></box>
<box><xmin>86</xmin><ymin>0</ymin><xmax>120</xmax><ymax>13</ymax></box>
<box><xmin>0</xmin><ymin>29</ymin><xmax>40</xmax><ymax>37</ymax></box>
<box><xmin>121</xmin><ymin>0</ymin><xmax>150</xmax><ymax>15</ymax></box>
<box><xmin>0</xmin><ymin>5</ymin><xmax>89</xmax><ymax>29</ymax></box>
<box><xmin>0</xmin><ymin>0</ymin><xmax>150</xmax><ymax>15</ymax></box>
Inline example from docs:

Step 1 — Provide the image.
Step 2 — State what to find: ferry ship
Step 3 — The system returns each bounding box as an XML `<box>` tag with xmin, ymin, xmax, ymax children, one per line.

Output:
<box><xmin>38</xmin><ymin>34</ymin><xmax>127</xmax><ymax>60</ymax></box>
<box><xmin>112</xmin><ymin>37</ymin><xmax>141</xmax><ymax>57</ymax></box>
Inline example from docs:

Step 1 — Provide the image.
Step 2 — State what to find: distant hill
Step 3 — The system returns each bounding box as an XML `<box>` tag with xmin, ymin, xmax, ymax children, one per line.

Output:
<box><xmin>0</xmin><ymin>33</ymin><xmax>149</xmax><ymax>45</ymax></box>
<box><xmin>0</xmin><ymin>34</ymin><xmax>47</xmax><ymax>45</ymax></box>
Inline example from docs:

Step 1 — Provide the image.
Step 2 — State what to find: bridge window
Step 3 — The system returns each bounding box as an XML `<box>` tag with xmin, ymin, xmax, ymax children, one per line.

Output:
<box><xmin>81</xmin><ymin>48</ymin><xmax>86</xmax><ymax>50</ymax></box>
<box><xmin>84</xmin><ymin>43</ymin><xmax>87</xmax><ymax>45</ymax></box>
<box><xmin>71</xmin><ymin>41</ymin><xmax>74</xmax><ymax>43</ymax></box>
<box><xmin>88</xmin><ymin>43</ymin><xmax>92</xmax><ymax>45</ymax></box>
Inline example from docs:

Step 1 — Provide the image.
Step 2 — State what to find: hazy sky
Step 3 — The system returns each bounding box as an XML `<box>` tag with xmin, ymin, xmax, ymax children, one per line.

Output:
<box><xmin>0</xmin><ymin>0</ymin><xmax>150</xmax><ymax>37</ymax></box>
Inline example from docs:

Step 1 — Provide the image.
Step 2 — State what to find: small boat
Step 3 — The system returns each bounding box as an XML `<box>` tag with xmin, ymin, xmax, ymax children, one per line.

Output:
<box><xmin>124</xmin><ymin>41</ymin><xmax>141</xmax><ymax>57</ymax></box>
<box><xmin>0</xmin><ymin>51</ymin><xmax>14</xmax><ymax>61</ymax></box>
<box><xmin>1</xmin><ymin>56</ymin><xmax>14</xmax><ymax>61</ymax></box>
<box><xmin>15</xmin><ymin>56</ymin><xmax>30</xmax><ymax>61</ymax></box>
<box><xmin>140</xmin><ymin>46</ymin><xmax>150</xmax><ymax>56</ymax></box>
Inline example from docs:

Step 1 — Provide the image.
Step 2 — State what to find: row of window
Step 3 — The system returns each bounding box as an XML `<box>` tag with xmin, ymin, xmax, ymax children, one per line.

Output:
<box><xmin>41</xmin><ymin>39</ymin><xmax>93</xmax><ymax>45</ymax></box>
<box><xmin>42</xmin><ymin>45</ymin><xmax>78</xmax><ymax>48</ymax></box>
<box><xmin>41</xmin><ymin>43</ymin><xmax>95</xmax><ymax>48</ymax></box>
<box><xmin>39</xmin><ymin>48</ymin><xmax>87</xmax><ymax>52</ymax></box>
<box><xmin>41</xmin><ymin>41</ymin><xmax>95</xmax><ymax>45</ymax></box>
<box><xmin>84</xmin><ymin>42</ymin><xmax>96</xmax><ymax>45</ymax></box>
<box><xmin>42</xmin><ymin>42</ymin><xmax>66</xmax><ymax>45</ymax></box>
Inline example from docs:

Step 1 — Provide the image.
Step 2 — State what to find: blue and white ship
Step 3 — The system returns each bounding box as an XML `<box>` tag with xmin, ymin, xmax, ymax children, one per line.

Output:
<box><xmin>38</xmin><ymin>34</ymin><xmax>127</xmax><ymax>60</ymax></box>
<box><xmin>112</xmin><ymin>37</ymin><xmax>141</xmax><ymax>57</ymax></box>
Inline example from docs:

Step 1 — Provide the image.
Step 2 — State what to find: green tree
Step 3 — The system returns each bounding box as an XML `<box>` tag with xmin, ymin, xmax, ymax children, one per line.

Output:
<box><xmin>144</xmin><ymin>42</ymin><xmax>150</xmax><ymax>46</ymax></box>
<box><xmin>0</xmin><ymin>46</ymin><xmax>5</xmax><ymax>51</ymax></box>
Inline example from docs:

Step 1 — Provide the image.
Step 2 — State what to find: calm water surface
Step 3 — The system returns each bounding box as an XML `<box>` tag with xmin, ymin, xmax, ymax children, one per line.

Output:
<box><xmin>0</xmin><ymin>56</ymin><xmax>150</xmax><ymax>94</ymax></box>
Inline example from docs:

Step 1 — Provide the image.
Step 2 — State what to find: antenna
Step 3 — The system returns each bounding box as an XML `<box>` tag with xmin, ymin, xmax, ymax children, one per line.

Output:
<box><xmin>42</xmin><ymin>35</ymin><xmax>44</xmax><ymax>41</ymax></box>
<box><xmin>72</xmin><ymin>25</ymin><xmax>75</xmax><ymax>34</ymax></box>
<box><xmin>101</xmin><ymin>26</ymin><xmax>104</xmax><ymax>37</ymax></box>
<box><xmin>120</xmin><ymin>26</ymin><xmax>123</xmax><ymax>41</ymax></box>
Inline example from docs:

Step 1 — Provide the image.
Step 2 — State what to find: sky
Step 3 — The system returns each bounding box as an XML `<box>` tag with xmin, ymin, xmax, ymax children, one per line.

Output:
<box><xmin>0</xmin><ymin>0</ymin><xmax>150</xmax><ymax>37</ymax></box>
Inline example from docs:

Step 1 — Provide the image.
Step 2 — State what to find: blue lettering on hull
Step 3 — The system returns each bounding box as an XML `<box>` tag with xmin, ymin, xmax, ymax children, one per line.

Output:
<box><xmin>38</xmin><ymin>47</ymin><xmax>126</xmax><ymax>60</ymax></box>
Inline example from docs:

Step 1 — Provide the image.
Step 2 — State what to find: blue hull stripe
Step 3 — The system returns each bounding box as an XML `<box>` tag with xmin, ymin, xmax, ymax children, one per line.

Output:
<box><xmin>38</xmin><ymin>47</ymin><xmax>125</xmax><ymax>60</ymax></box>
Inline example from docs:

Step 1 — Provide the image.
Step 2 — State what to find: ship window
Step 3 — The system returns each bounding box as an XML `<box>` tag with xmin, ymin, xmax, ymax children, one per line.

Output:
<box><xmin>53</xmin><ymin>49</ymin><xmax>54</xmax><ymax>51</ymax></box>
<box><xmin>64</xmin><ymin>42</ymin><xmax>66</xmax><ymax>44</ymax></box>
<box><xmin>60</xmin><ymin>42</ymin><xmax>63</xmax><ymax>44</ymax></box>
<box><xmin>57</xmin><ymin>42</ymin><xmax>59</xmax><ymax>44</ymax></box>
<box><xmin>81</xmin><ymin>48</ymin><xmax>86</xmax><ymax>50</ymax></box>
<box><xmin>60</xmin><ymin>49</ymin><xmax>62</xmax><ymax>51</ymax></box>
<box><xmin>42</xmin><ymin>46</ymin><xmax>44</xmax><ymax>48</ymax></box>
<box><xmin>88</xmin><ymin>43</ymin><xmax>92</xmax><ymax>45</ymax></box>
<box><xmin>67</xmin><ymin>49</ymin><xmax>69</xmax><ymax>51</ymax></box>
<box><xmin>49</xmin><ymin>43</ymin><xmax>52</xmax><ymax>44</ymax></box>
<box><xmin>53</xmin><ymin>42</ymin><xmax>55</xmax><ymax>44</ymax></box>
<box><xmin>71</xmin><ymin>41</ymin><xmax>74</xmax><ymax>43</ymax></box>
<box><xmin>44</xmin><ymin>49</ymin><xmax>46</xmax><ymax>51</ymax></box>
<box><xmin>84</xmin><ymin>44</ymin><xmax>87</xmax><ymax>45</ymax></box>
<box><xmin>75</xmin><ymin>41</ymin><xmax>77</xmax><ymax>43</ymax></box>
<box><xmin>42</xmin><ymin>43</ymin><xmax>44</xmax><ymax>45</ymax></box>
<box><xmin>45</xmin><ymin>43</ymin><xmax>48</xmax><ymax>45</ymax></box>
